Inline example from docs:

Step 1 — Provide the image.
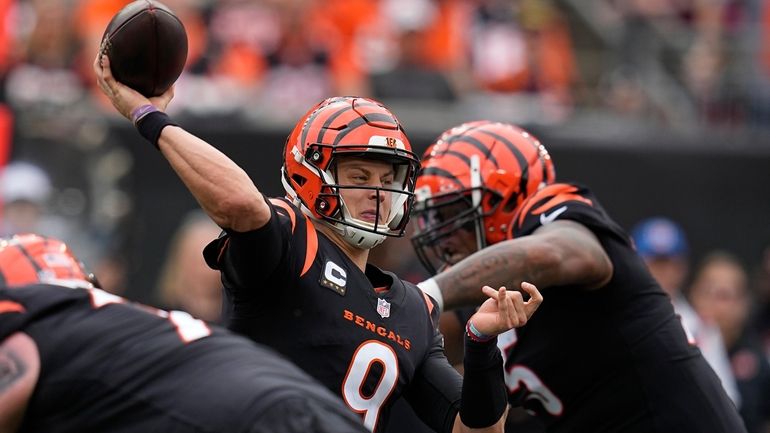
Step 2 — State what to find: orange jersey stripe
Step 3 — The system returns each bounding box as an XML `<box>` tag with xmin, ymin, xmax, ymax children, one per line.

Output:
<box><xmin>269</xmin><ymin>198</ymin><xmax>297</xmax><ymax>233</ymax></box>
<box><xmin>0</xmin><ymin>300</ymin><xmax>25</xmax><ymax>314</ymax></box>
<box><xmin>216</xmin><ymin>237</ymin><xmax>230</xmax><ymax>265</ymax></box>
<box><xmin>421</xmin><ymin>291</ymin><xmax>435</xmax><ymax>317</ymax></box>
<box><xmin>301</xmin><ymin>215</ymin><xmax>318</xmax><ymax>277</ymax></box>
<box><xmin>517</xmin><ymin>184</ymin><xmax>592</xmax><ymax>227</ymax></box>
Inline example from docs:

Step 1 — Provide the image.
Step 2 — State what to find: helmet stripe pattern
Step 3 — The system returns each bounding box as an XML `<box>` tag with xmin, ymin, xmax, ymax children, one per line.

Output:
<box><xmin>332</xmin><ymin>114</ymin><xmax>399</xmax><ymax>145</ymax></box>
<box><xmin>418</xmin><ymin>167</ymin><xmax>465</xmax><ymax>189</ymax></box>
<box><xmin>315</xmin><ymin>105</ymin><xmax>354</xmax><ymax>144</ymax></box>
<box><xmin>477</xmin><ymin>129</ymin><xmax>533</xmax><ymax>198</ymax></box>
<box><xmin>412</xmin><ymin>121</ymin><xmax>556</xmax><ymax>274</ymax></box>
<box><xmin>0</xmin><ymin>234</ymin><xmax>93</xmax><ymax>288</ymax></box>
<box><xmin>282</xmin><ymin>96</ymin><xmax>419</xmax><ymax>250</ymax></box>
<box><xmin>444</xmin><ymin>134</ymin><xmax>500</xmax><ymax>168</ymax></box>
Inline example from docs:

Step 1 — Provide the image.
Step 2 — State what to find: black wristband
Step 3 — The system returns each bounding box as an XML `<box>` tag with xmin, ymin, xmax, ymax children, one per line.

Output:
<box><xmin>136</xmin><ymin>111</ymin><xmax>177</xmax><ymax>149</ymax></box>
<box><xmin>459</xmin><ymin>334</ymin><xmax>507</xmax><ymax>428</ymax></box>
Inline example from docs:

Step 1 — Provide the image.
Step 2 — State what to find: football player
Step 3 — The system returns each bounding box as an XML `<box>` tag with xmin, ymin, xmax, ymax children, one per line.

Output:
<box><xmin>411</xmin><ymin>121</ymin><xmax>747</xmax><ymax>433</ymax></box>
<box><xmin>94</xmin><ymin>54</ymin><xmax>543</xmax><ymax>433</ymax></box>
<box><xmin>0</xmin><ymin>234</ymin><xmax>369</xmax><ymax>433</ymax></box>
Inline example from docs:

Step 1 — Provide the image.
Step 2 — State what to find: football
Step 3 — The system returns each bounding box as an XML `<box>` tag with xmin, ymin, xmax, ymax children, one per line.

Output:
<box><xmin>100</xmin><ymin>0</ymin><xmax>188</xmax><ymax>97</ymax></box>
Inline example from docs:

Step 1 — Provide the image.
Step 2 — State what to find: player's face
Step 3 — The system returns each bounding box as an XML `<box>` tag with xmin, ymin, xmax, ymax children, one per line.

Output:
<box><xmin>336</xmin><ymin>157</ymin><xmax>395</xmax><ymax>226</ymax></box>
<box><xmin>430</xmin><ymin>202</ymin><xmax>478</xmax><ymax>267</ymax></box>
<box><xmin>414</xmin><ymin>195</ymin><xmax>480</xmax><ymax>269</ymax></box>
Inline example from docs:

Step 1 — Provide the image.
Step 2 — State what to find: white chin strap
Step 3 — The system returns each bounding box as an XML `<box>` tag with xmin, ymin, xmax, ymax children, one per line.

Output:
<box><xmin>303</xmin><ymin>213</ymin><xmax>387</xmax><ymax>250</ymax></box>
<box><xmin>338</xmin><ymin>223</ymin><xmax>387</xmax><ymax>250</ymax></box>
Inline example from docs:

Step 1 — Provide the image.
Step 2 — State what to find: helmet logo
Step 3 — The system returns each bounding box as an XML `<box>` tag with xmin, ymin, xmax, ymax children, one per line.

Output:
<box><xmin>368</xmin><ymin>135</ymin><xmax>404</xmax><ymax>150</ymax></box>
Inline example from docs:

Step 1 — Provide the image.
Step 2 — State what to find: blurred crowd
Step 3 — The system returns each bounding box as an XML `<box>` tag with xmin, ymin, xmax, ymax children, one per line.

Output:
<box><xmin>631</xmin><ymin>217</ymin><xmax>770</xmax><ymax>433</ymax></box>
<box><xmin>0</xmin><ymin>0</ymin><xmax>769</xmax><ymax>128</ymax></box>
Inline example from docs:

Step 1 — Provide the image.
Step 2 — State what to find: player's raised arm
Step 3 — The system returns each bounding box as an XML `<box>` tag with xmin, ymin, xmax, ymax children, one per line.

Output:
<box><xmin>93</xmin><ymin>54</ymin><xmax>270</xmax><ymax>232</ymax></box>
<box><xmin>446</xmin><ymin>283</ymin><xmax>542</xmax><ymax>433</ymax></box>
<box><xmin>431</xmin><ymin>220</ymin><xmax>611</xmax><ymax>311</ymax></box>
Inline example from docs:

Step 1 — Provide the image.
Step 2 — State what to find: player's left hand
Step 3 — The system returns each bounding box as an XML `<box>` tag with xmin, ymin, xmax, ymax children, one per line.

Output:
<box><xmin>469</xmin><ymin>282</ymin><xmax>542</xmax><ymax>337</ymax></box>
<box><xmin>93</xmin><ymin>53</ymin><xmax>174</xmax><ymax>120</ymax></box>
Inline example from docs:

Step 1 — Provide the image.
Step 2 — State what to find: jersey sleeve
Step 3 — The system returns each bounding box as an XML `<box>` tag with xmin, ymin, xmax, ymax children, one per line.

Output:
<box><xmin>203</xmin><ymin>197</ymin><xmax>311</xmax><ymax>293</ymax></box>
<box><xmin>401</xmin><ymin>330</ymin><xmax>463</xmax><ymax>433</ymax></box>
<box><xmin>509</xmin><ymin>182</ymin><xmax>631</xmax><ymax>246</ymax></box>
<box><xmin>0</xmin><ymin>292</ymin><xmax>29</xmax><ymax>342</ymax></box>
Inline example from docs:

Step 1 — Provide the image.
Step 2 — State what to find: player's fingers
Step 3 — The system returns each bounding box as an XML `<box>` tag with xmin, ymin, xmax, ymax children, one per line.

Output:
<box><xmin>496</xmin><ymin>286</ymin><xmax>508</xmax><ymax>318</ymax></box>
<box><xmin>499</xmin><ymin>288</ymin><xmax>517</xmax><ymax>329</ymax></box>
<box><xmin>93</xmin><ymin>53</ymin><xmax>101</xmax><ymax>75</ymax></box>
<box><xmin>520</xmin><ymin>281</ymin><xmax>543</xmax><ymax>318</ymax></box>
<box><xmin>481</xmin><ymin>285</ymin><xmax>498</xmax><ymax>300</ymax></box>
<box><xmin>101</xmin><ymin>55</ymin><xmax>115</xmax><ymax>82</ymax></box>
<box><xmin>508</xmin><ymin>290</ymin><xmax>526</xmax><ymax>327</ymax></box>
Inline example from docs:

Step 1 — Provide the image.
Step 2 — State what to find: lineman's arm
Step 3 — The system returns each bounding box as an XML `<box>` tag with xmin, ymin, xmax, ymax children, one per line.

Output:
<box><xmin>0</xmin><ymin>333</ymin><xmax>40</xmax><ymax>433</ymax></box>
<box><xmin>94</xmin><ymin>54</ymin><xmax>270</xmax><ymax>232</ymax></box>
<box><xmin>434</xmin><ymin>220</ymin><xmax>612</xmax><ymax>311</ymax></box>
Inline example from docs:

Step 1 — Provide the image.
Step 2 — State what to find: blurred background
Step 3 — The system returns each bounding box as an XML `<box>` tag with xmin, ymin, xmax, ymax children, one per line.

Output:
<box><xmin>1</xmin><ymin>0</ymin><xmax>770</xmax><ymax>388</ymax></box>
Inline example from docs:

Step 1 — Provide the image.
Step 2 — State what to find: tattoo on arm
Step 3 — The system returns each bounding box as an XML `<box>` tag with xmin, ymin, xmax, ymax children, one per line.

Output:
<box><xmin>436</xmin><ymin>221</ymin><xmax>611</xmax><ymax>310</ymax></box>
<box><xmin>0</xmin><ymin>348</ymin><xmax>26</xmax><ymax>394</ymax></box>
<box><xmin>439</xmin><ymin>241</ymin><xmax>550</xmax><ymax>310</ymax></box>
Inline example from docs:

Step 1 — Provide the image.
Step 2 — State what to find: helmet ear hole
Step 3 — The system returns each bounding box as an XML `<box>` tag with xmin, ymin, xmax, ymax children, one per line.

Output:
<box><xmin>503</xmin><ymin>194</ymin><xmax>520</xmax><ymax>213</ymax></box>
<box><xmin>486</xmin><ymin>193</ymin><xmax>502</xmax><ymax>210</ymax></box>
<box><xmin>292</xmin><ymin>174</ymin><xmax>307</xmax><ymax>187</ymax></box>
<box><xmin>315</xmin><ymin>186</ymin><xmax>340</xmax><ymax>218</ymax></box>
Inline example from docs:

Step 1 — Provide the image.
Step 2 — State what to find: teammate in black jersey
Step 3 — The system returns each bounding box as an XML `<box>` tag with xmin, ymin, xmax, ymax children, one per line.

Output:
<box><xmin>94</xmin><ymin>55</ymin><xmax>543</xmax><ymax>433</ymax></box>
<box><xmin>411</xmin><ymin>121</ymin><xmax>747</xmax><ymax>433</ymax></box>
<box><xmin>0</xmin><ymin>233</ymin><xmax>370</xmax><ymax>433</ymax></box>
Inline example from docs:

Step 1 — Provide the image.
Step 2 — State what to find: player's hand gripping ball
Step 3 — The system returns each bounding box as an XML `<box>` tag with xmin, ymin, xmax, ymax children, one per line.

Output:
<box><xmin>100</xmin><ymin>0</ymin><xmax>187</xmax><ymax>97</ymax></box>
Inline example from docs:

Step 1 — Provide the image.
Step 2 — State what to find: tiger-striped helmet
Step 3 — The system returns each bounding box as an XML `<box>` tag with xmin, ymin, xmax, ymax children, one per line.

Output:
<box><xmin>0</xmin><ymin>233</ymin><xmax>99</xmax><ymax>288</ymax></box>
<box><xmin>412</xmin><ymin>121</ymin><xmax>555</xmax><ymax>274</ymax></box>
<box><xmin>282</xmin><ymin>96</ymin><xmax>420</xmax><ymax>249</ymax></box>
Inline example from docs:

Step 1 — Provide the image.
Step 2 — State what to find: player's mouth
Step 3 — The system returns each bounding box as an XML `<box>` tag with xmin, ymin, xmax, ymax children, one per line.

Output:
<box><xmin>440</xmin><ymin>246</ymin><xmax>466</xmax><ymax>265</ymax></box>
<box><xmin>359</xmin><ymin>210</ymin><xmax>379</xmax><ymax>224</ymax></box>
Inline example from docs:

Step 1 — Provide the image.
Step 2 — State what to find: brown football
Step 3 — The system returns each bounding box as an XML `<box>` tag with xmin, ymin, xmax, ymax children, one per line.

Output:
<box><xmin>100</xmin><ymin>0</ymin><xmax>188</xmax><ymax>97</ymax></box>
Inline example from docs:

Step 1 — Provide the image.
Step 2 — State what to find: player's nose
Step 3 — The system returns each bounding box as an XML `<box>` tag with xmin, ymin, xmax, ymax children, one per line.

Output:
<box><xmin>368</xmin><ymin>187</ymin><xmax>385</xmax><ymax>202</ymax></box>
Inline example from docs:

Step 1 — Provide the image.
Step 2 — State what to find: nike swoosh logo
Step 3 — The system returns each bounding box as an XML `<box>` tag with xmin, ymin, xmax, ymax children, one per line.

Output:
<box><xmin>539</xmin><ymin>206</ymin><xmax>568</xmax><ymax>225</ymax></box>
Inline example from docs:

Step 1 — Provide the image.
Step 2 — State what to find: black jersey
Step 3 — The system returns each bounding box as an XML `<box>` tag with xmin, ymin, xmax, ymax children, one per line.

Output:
<box><xmin>0</xmin><ymin>284</ymin><xmax>367</xmax><ymax>433</ymax></box>
<box><xmin>500</xmin><ymin>183</ymin><xmax>746</xmax><ymax>433</ymax></box>
<box><xmin>204</xmin><ymin>198</ymin><xmax>462</xmax><ymax>433</ymax></box>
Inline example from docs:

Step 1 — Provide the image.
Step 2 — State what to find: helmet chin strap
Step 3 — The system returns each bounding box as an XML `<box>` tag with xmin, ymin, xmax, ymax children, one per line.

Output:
<box><xmin>311</xmin><ymin>215</ymin><xmax>386</xmax><ymax>250</ymax></box>
<box><xmin>469</xmin><ymin>154</ymin><xmax>486</xmax><ymax>252</ymax></box>
<box><xmin>336</xmin><ymin>201</ymin><xmax>387</xmax><ymax>250</ymax></box>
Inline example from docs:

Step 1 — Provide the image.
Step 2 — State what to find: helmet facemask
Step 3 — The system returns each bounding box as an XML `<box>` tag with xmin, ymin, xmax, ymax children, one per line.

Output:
<box><xmin>281</xmin><ymin>96</ymin><xmax>421</xmax><ymax>250</ymax></box>
<box><xmin>283</xmin><ymin>142</ymin><xmax>420</xmax><ymax>250</ymax></box>
<box><xmin>411</xmin><ymin>122</ymin><xmax>558</xmax><ymax>275</ymax></box>
<box><xmin>412</xmin><ymin>183</ymin><xmax>510</xmax><ymax>275</ymax></box>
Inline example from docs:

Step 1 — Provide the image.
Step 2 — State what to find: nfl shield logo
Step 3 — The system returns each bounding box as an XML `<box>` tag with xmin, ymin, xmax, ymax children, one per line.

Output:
<box><xmin>377</xmin><ymin>298</ymin><xmax>391</xmax><ymax>318</ymax></box>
